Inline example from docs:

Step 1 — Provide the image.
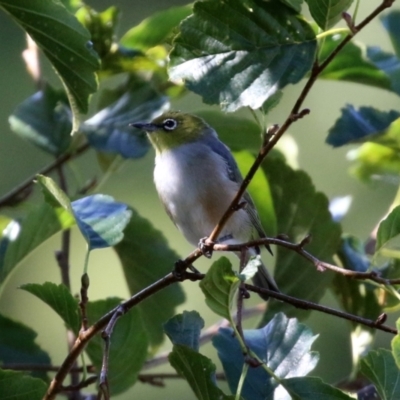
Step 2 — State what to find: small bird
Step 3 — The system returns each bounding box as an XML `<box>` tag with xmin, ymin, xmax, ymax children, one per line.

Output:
<box><xmin>131</xmin><ymin>111</ymin><xmax>278</xmax><ymax>298</ymax></box>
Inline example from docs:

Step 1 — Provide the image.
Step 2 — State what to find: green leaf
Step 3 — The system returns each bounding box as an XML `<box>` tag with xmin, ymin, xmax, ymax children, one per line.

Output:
<box><xmin>20</xmin><ymin>282</ymin><xmax>80</xmax><ymax>334</ymax></box>
<box><xmin>376</xmin><ymin>206</ymin><xmax>400</xmax><ymax>254</ymax></box>
<box><xmin>214</xmin><ymin>313</ymin><xmax>318</xmax><ymax>399</ymax></box>
<box><xmin>391</xmin><ymin>319</ymin><xmax>400</xmax><ymax>369</ymax></box>
<box><xmin>260</xmin><ymin>158</ymin><xmax>341</xmax><ymax>322</ymax></box>
<box><xmin>114</xmin><ymin>208</ymin><xmax>185</xmax><ymax>347</ymax></box>
<box><xmin>0</xmin><ymin>369</ymin><xmax>47</xmax><ymax>400</ymax></box>
<box><xmin>164</xmin><ymin>311</ymin><xmax>204</xmax><ymax>351</ymax></box>
<box><xmin>199</xmin><ymin>257</ymin><xmax>239</xmax><ymax>321</ymax></box>
<box><xmin>282</xmin><ymin>376</ymin><xmax>353</xmax><ymax>399</ymax></box>
<box><xmin>279</xmin><ymin>0</ymin><xmax>303</xmax><ymax>13</ymax></box>
<box><xmin>0</xmin><ymin>0</ymin><xmax>100</xmax><ymax>119</ymax></box>
<box><xmin>120</xmin><ymin>5</ymin><xmax>193</xmax><ymax>51</ymax></box>
<box><xmin>85</xmin><ymin>298</ymin><xmax>148</xmax><ymax>395</ymax></box>
<box><xmin>382</xmin><ymin>10</ymin><xmax>400</xmax><ymax>58</ymax></box>
<box><xmin>361</xmin><ymin>349</ymin><xmax>400</xmax><ymax>400</ymax></box>
<box><xmin>305</xmin><ymin>0</ymin><xmax>353</xmax><ymax>30</ymax></box>
<box><xmin>169</xmin><ymin>0</ymin><xmax>316</xmax><ymax>112</ymax></box>
<box><xmin>0</xmin><ymin>203</ymin><xmax>75</xmax><ymax>286</ymax></box>
<box><xmin>0</xmin><ymin>314</ymin><xmax>51</xmax><ymax>381</ymax></box>
<box><xmin>169</xmin><ymin>344</ymin><xmax>235</xmax><ymax>400</ymax></box>
<box><xmin>8</xmin><ymin>84</ymin><xmax>72</xmax><ymax>156</ymax></box>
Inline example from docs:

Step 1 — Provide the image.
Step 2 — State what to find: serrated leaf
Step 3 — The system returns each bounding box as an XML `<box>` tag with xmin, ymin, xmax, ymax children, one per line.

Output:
<box><xmin>361</xmin><ymin>349</ymin><xmax>400</xmax><ymax>400</ymax></box>
<box><xmin>0</xmin><ymin>314</ymin><xmax>51</xmax><ymax>381</ymax></box>
<box><xmin>169</xmin><ymin>0</ymin><xmax>316</xmax><ymax>112</ymax></box>
<box><xmin>164</xmin><ymin>311</ymin><xmax>204</xmax><ymax>351</ymax></box>
<box><xmin>326</xmin><ymin>105</ymin><xmax>400</xmax><ymax>147</ymax></box>
<box><xmin>213</xmin><ymin>313</ymin><xmax>319</xmax><ymax>399</ymax></box>
<box><xmin>0</xmin><ymin>369</ymin><xmax>47</xmax><ymax>400</ymax></box>
<box><xmin>8</xmin><ymin>84</ymin><xmax>72</xmax><ymax>156</ymax></box>
<box><xmin>260</xmin><ymin>158</ymin><xmax>341</xmax><ymax>322</ymax></box>
<box><xmin>71</xmin><ymin>195</ymin><xmax>132</xmax><ymax>249</ymax></box>
<box><xmin>20</xmin><ymin>282</ymin><xmax>80</xmax><ymax>334</ymax></box>
<box><xmin>199</xmin><ymin>257</ymin><xmax>239</xmax><ymax>321</ymax></box>
<box><xmin>0</xmin><ymin>0</ymin><xmax>100</xmax><ymax>119</ymax></box>
<box><xmin>120</xmin><ymin>5</ymin><xmax>193</xmax><ymax>51</ymax></box>
<box><xmin>169</xmin><ymin>344</ymin><xmax>235</xmax><ymax>400</ymax></box>
<box><xmin>114</xmin><ymin>208</ymin><xmax>185</xmax><ymax>346</ymax></box>
<box><xmin>0</xmin><ymin>203</ymin><xmax>75</xmax><ymax>286</ymax></box>
<box><xmin>376</xmin><ymin>206</ymin><xmax>400</xmax><ymax>254</ymax></box>
<box><xmin>305</xmin><ymin>0</ymin><xmax>353</xmax><ymax>30</ymax></box>
<box><xmin>85</xmin><ymin>298</ymin><xmax>148</xmax><ymax>395</ymax></box>
<box><xmin>82</xmin><ymin>79</ymin><xmax>169</xmax><ymax>158</ymax></box>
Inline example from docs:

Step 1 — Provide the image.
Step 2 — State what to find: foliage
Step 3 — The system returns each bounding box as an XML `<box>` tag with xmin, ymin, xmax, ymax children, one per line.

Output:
<box><xmin>0</xmin><ymin>0</ymin><xmax>400</xmax><ymax>399</ymax></box>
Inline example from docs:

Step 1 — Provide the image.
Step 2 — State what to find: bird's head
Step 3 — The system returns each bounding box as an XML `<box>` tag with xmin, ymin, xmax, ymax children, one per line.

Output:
<box><xmin>131</xmin><ymin>111</ymin><xmax>211</xmax><ymax>153</ymax></box>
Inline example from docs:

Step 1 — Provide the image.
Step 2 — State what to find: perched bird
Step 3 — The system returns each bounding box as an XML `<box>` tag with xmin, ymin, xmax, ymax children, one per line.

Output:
<box><xmin>131</xmin><ymin>111</ymin><xmax>278</xmax><ymax>298</ymax></box>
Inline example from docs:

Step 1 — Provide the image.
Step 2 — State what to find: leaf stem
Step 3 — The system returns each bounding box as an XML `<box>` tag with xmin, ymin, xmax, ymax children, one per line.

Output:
<box><xmin>235</xmin><ymin>363</ymin><xmax>249</xmax><ymax>400</ymax></box>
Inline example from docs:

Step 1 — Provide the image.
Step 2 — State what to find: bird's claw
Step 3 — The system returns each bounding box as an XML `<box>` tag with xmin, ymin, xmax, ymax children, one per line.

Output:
<box><xmin>199</xmin><ymin>237</ymin><xmax>214</xmax><ymax>258</ymax></box>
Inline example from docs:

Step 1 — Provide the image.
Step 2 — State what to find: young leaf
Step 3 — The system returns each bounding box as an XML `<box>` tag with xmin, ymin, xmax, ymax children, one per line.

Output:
<box><xmin>8</xmin><ymin>84</ymin><xmax>72</xmax><ymax>156</ymax></box>
<box><xmin>169</xmin><ymin>0</ymin><xmax>316</xmax><ymax>112</ymax></box>
<box><xmin>199</xmin><ymin>257</ymin><xmax>239</xmax><ymax>321</ymax></box>
<box><xmin>169</xmin><ymin>344</ymin><xmax>235</xmax><ymax>400</ymax></box>
<box><xmin>260</xmin><ymin>158</ymin><xmax>341</xmax><ymax>322</ymax></box>
<box><xmin>0</xmin><ymin>314</ymin><xmax>51</xmax><ymax>381</ymax></box>
<box><xmin>361</xmin><ymin>349</ymin><xmax>400</xmax><ymax>400</ymax></box>
<box><xmin>164</xmin><ymin>311</ymin><xmax>204</xmax><ymax>351</ymax></box>
<box><xmin>376</xmin><ymin>206</ymin><xmax>400</xmax><ymax>254</ymax></box>
<box><xmin>305</xmin><ymin>0</ymin><xmax>353</xmax><ymax>30</ymax></box>
<box><xmin>213</xmin><ymin>313</ymin><xmax>319</xmax><ymax>399</ymax></box>
<box><xmin>0</xmin><ymin>369</ymin><xmax>47</xmax><ymax>400</ymax></box>
<box><xmin>71</xmin><ymin>195</ymin><xmax>132</xmax><ymax>249</ymax></box>
<box><xmin>0</xmin><ymin>0</ymin><xmax>100</xmax><ymax>117</ymax></box>
<box><xmin>114</xmin><ymin>208</ymin><xmax>185</xmax><ymax>347</ymax></box>
<box><xmin>85</xmin><ymin>298</ymin><xmax>148</xmax><ymax>395</ymax></box>
<box><xmin>20</xmin><ymin>282</ymin><xmax>80</xmax><ymax>334</ymax></box>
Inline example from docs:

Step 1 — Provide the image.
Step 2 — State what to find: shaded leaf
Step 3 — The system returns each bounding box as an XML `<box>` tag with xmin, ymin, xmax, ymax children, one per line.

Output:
<box><xmin>8</xmin><ymin>84</ymin><xmax>72</xmax><ymax>156</ymax></box>
<box><xmin>169</xmin><ymin>0</ymin><xmax>316</xmax><ymax>112</ymax></box>
<box><xmin>0</xmin><ymin>0</ymin><xmax>99</xmax><ymax>118</ymax></box>
<box><xmin>20</xmin><ymin>282</ymin><xmax>80</xmax><ymax>334</ymax></box>
<box><xmin>213</xmin><ymin>313</ymin><xmax>318</xmax><ymax>399</ymax></box>
<box><xmin>169</xmin><ymin>344</ymin><xmax>235</xmax><ymax>400</ymax></box>
<box><xmin>279</xmin><ymin>0</ymin><xmax>303</xmax><ymax>13</ymax></box>
<box><xmin>376</xmin><ymin>206</ymin><xmax>400</xmax><ymax>254</ymax></box>
<box><xmin>0</xmin><ymin>369</ymin><xmax>47</xmax><ymax>400</ymax></box>
<box><xmin>114</xmin><ymin>208</ymin><xmax>185</xmax><ymax>347</ymax></box>
<box><xmin>199</xmin><ymin>257</ymin><xmax>239</xmax><ymax>321</ymax></box>
<box><xmin>0</xmin><ymin>314</ymin><xmax>51</xmax><ymax>381</ymax></box>
<box><xmin>164</xmin><ymin>311</ymin><xmax>204</xmax><ymax>351</ymax></box>
<box><xmin>85</xmin><ymin>298</ymin><xmax>148</xmax><ymax>395</ymax></box>
<box><xmin>71</xmin><ymin>195</ymin><xmax>132</xmax><ymax>250</ymax></box>
<box><xmin>261</xmin><ymin>158</ymin><xmax>341</xmax><ymax>322</ymax></box>
<box><xmin>361</xmin><ymin>349</ymin><xmax>400</xmax><ymax>400</ymax></box>
<box><xmin>305</xmin><ymin>0</ymin><xmax>353</xmax><ymax>30</ymax></box>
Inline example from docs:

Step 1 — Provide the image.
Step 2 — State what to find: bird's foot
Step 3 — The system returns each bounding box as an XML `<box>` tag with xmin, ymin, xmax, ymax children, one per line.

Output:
<box><xmin>199</xmin><ymin>237</ymin><xmax>214</xmax><ymax>258</ymax></box>
<box><xmin>173</xmin><ymin>259</ymin><xmax>203</xmax><ymax>281</ymax></box>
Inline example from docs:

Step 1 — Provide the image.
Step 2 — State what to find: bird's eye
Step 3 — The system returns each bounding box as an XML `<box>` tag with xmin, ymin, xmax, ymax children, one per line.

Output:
<box><xmin>162</xmin><ymin>118</ymin><xmax>178</xmax><ymax>131</ymax></box>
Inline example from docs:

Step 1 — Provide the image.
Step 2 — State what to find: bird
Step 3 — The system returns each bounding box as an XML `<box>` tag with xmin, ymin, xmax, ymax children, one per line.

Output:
<box><xmin>131</xmin><ymin>111</ymin><xmax>278</xmax><ymax>298</ymax></box>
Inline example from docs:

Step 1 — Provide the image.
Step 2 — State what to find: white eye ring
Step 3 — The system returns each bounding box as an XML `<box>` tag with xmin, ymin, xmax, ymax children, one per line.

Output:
<box><xmin>163</xmin><ymin>118</ymin><xmax>178</xmax><ymax>131</ymax></box>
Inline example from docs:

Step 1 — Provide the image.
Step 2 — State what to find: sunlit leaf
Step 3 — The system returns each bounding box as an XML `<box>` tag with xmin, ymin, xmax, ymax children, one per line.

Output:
<box><xmin>376</xmin><ymin>206</ymin><xmax>400</xmax><ymax>253</ymax></box>
<box><xmin>0</xmin><ymin>369</ymin><xmax>46</xmax><ymax>400</ymax></box>
<box><xmin>305</xmin><ymin>0</ymin><xmax>353</xmax><ymax>30</ymax></box>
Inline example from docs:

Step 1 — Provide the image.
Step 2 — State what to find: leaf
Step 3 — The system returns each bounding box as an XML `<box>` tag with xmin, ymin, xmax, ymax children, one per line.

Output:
<box><xmin>120</xmin><ymin>5</ymin><xmax>193</xmax><ymax>51</ymax></box>
<box><xmin>71</xmin><ymin>194</ymin><xmax>132</xmax><ymax>250</ymax></box>
<box><xmin>0</xmin><ymin>369</ymin><xmax>47</xmax><ymax>400</ymax></box>
<box><xmin>326</xmin><ymin>105</ymin><xmax>400</xmax><ymax>147</ymax></box>
<box><xmin>0</xmin><ymin>314</ymin><xmax>51</xmax><ymax>381</ymax></box>
<box><xmin>114</xmin><ymin>208</ymin><xmax>185</xmax><ymax>347</ymax></box>
<box><xmin>0</xmin><ymin>203</ymin><xmax>75</xmax><ymax>286</ymax></box>
<box><xmin>169</xmin><ymin>345</ymin><xmax>235</xmax><ymax>400</ymax></box>
<box><xmin>382</xmin><ymin>10</ymin><xmax>400</xmax><ymax>58</ymax></box>
<box><xmin>391</xmin><ymin>319</ymin><xmax>400</xmax><ymax>369</ymax></box>
<box><xmin>85</xmin><ymin>298</ymin><xmax>148</xmax><ymax>395</ymax></box>
<box><xmin>260</xmin><ymin>158</ymin><xmax>341</xmax><ymax>322</ymax></box>
<box><xmin>279</xmin><ymin>0</ymin><xmax>303</xmax><ymax>13</ymax></box>
<box><xmin>213</xmin><ymin>313</ymin><xmax>319</xmax><ymax>399</ymax></box>
<box><xmin>20</xmin><ymin>282</ymin><xmax>80</xmax><ymax>334</ymax></box>
<box><xmin>305</xmin><ymin>0</ymin><xmax>353</xmax><ymax>30</ymax></box>
<box><xmin>376</xmin><ymin>206</ymin><xmax>400</xmax><ymax>253</ymax></box>
<box><xmin>8</xmin><ymin>84</ymin><xmax>72</xmax><ymax>156</ymax></box>
<box><xmin>199</xmin><ymin>257</ymin><xmax>239</xmax><ymax>321</ymax></box>
<box><xmin>82</xmin><ymin>79</ymin><xmax>169</xmax><ymax>158</ymax></box>
<box><xmin>169</xmin><ymin>0</ymin><xmax>316</xmax><ymax>112</ymax></box>
<box><xmin>164</xmin><ymin>311</ymin><xmax>204</xmax><ymax>351</ymax></box>
<box><xmin>361</xmin><ymin>349</ymin><xmax>400</xmax><ymax>400</ymax></box>
<box><xmin>0</xmin><ymin>0</ymin><xmax>100</xmax><ymax>119</ymax></box>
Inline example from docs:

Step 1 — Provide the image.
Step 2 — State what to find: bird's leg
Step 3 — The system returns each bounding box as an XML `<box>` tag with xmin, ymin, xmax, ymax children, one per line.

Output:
<box><xmin>198</xmin><ymin>237</ymin><xmax>214</xmax><ymax>258</ymax></box>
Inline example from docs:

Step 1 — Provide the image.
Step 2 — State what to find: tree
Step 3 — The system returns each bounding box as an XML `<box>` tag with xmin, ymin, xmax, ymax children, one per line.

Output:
<box><xmin>0</xmin><ymin>0</ymin><xmax>400</xmax><ymax>399</ymax></box>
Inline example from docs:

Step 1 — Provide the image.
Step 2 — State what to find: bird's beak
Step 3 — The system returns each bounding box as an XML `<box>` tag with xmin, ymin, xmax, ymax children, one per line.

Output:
<box><xmin>129</xmin><ymin>122</ymin><xmax>158</xmax><ymax>132</ymax></box>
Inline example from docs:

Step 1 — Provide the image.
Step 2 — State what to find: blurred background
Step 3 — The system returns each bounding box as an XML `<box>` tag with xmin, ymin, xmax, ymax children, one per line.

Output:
<box><xmin>1</xmin><ymin>1</ymin><xmax>400</xmax><ymax>398</ymax></box>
